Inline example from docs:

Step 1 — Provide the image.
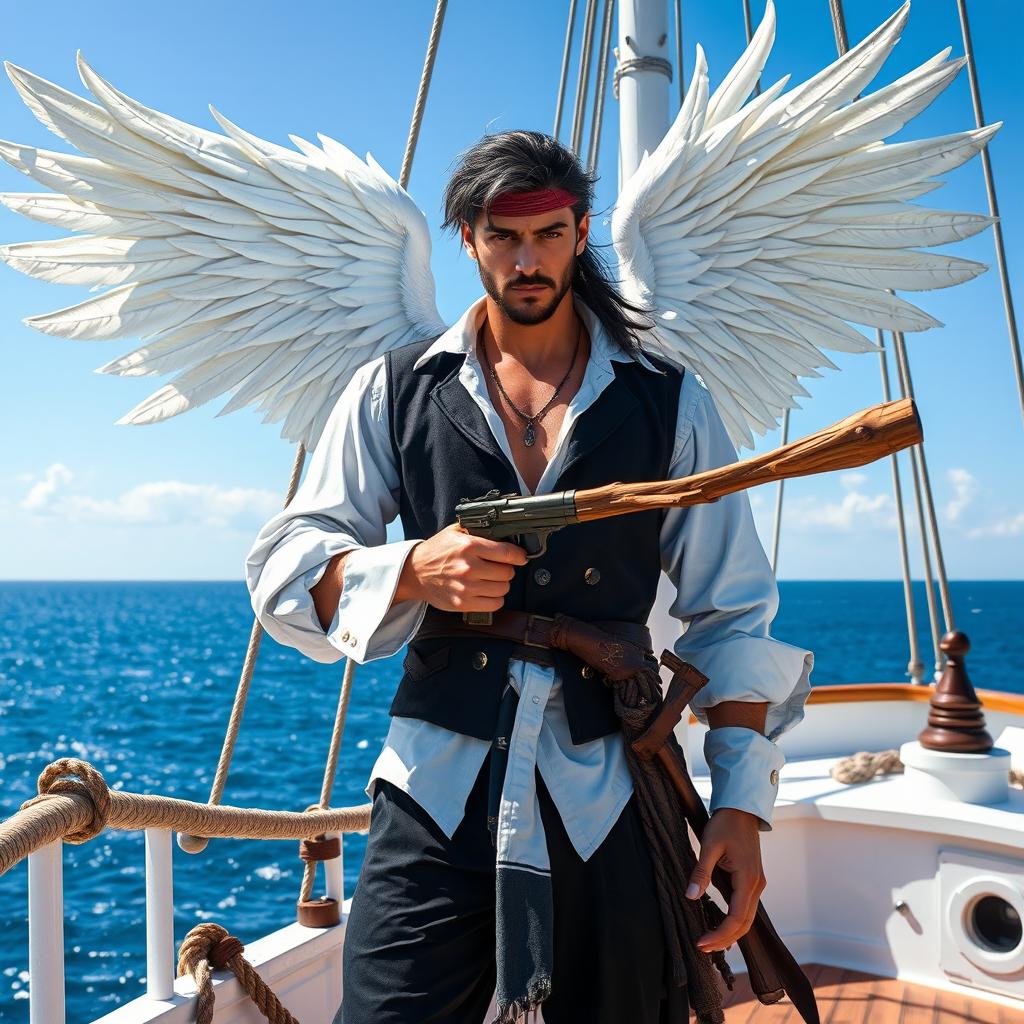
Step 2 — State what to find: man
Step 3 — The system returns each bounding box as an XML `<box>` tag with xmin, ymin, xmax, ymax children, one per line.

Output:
<box><xmin>246</xmin><ymin>130</ymin><xmax>812</xmax><ymax>1023</ymax></box>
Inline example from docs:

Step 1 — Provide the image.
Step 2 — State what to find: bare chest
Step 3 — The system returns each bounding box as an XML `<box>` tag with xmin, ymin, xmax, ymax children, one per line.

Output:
<box><xmin>481</xmin><ymin>358</ymin><xmax>587</xmax><ymax>496</ymax></box>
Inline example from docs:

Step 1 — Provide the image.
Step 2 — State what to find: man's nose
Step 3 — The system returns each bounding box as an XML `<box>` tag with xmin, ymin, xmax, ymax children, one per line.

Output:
<box><xmin>515</xmin><ymin>242</ymin><xmax>541</xmax><ymax>276</ymax></box>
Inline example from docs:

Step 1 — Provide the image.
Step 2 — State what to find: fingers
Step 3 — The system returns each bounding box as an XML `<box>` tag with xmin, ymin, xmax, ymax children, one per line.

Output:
<box><xmin>473</xmin><ymin>537</ymin><xmax>530</xmax><ymax>566</ymax></box>
<box><xmin>684</xmin><ymin>823</ymin><xmax>765</xmax><ymax>953</ymax></box>
<box><xmin>695</xmin><ymin>870</ymin><xmax>764</xmax><ymax>952</ymax></box>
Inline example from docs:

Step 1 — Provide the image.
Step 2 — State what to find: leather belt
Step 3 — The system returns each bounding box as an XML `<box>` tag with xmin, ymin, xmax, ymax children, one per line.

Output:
<box><xmin>413</xmin><ymin>606</ymin><xmax>653</xmax><ymax>656</ymax></box>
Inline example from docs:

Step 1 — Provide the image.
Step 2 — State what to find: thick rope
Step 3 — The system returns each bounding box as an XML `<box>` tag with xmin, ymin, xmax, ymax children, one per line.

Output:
<box><xmin>398</xmin><ymin>0</ymin><xmax>448</xmax><ymax>192</ymax></box>
<box><xmin>299</xmin><ymin>656</ymin><xmax>357</xmax><ymax>904</ymax></box>
<box><xmin>180</xmin><ymin>444</ymin><xmax>306</xmax><ymax>854</ymax></box>
<box><xmin>177</xmin><ymin>922</ymin><xmax>298</xmax><ymax>1024</ymax></box>
<box><xmin>612</xmin><ymin>55</ymin><xmax>673</xmax><ymax>101</ymax></box>
<box><xmin>1</xmin><ymin>759</ymin><xmax>370</xmax><ymax>877</ymax></box>
<box><xmin>184</xmin><ymin>0</ymin><xmax>449</xmax><ymax>855</ymax></box>
<box><xmin>611</xmin><ymin>670</ymin><xmax>732</xmax><ymax>1024</ymax></box>
<box><xmin>832</xmin><ymin>750</ymin><xmax>1024</xmax><ymax>789</ymax></box>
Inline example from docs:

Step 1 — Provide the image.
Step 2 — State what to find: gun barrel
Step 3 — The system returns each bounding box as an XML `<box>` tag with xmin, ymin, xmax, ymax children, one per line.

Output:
<box><xmin>455</xmin><ymin>489</ymin><xmax>579</xmax><ymax>535</ymax></box>
<box><xmin>574</xmin><ymin>396</ymin><xmax>921</xmax><ymax>522</ymax></box>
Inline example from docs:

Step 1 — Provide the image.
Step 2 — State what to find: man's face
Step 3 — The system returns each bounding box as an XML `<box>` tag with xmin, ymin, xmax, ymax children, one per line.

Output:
<box><xmin>462</xmin><ymin>206</ymin><xmax>590</xmax><ymax>326</ymax></box>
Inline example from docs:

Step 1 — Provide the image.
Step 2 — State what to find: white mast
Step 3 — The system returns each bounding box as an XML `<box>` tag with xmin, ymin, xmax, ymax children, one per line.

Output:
<box><xmin>615</xmin><ymin>1</ymin><xmax>683</xmax><ymax>696</ymax></box>
<box><xmin>617</xmin><ymin>0</ymin><xmax>671</xmax><ymax>189</ymax></box>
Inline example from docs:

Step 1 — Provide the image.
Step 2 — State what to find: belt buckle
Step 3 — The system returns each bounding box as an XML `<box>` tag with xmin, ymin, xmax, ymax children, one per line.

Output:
<box><xmin>523</xmin><ymin>613</ymin><xmax>553</xmax><ymax>648</ymax></box>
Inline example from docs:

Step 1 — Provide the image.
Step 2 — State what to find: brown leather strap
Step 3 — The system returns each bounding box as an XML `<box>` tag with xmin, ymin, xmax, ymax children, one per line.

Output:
<box><xmin>414</xmin><ymin>606</ymin><xmax>652</xmax><ymax>654</ymax></box>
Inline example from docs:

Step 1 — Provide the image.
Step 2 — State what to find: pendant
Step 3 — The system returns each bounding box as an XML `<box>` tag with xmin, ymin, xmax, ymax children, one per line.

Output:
<box><xmin>524</xmin><ymin>422</ymin><xmax>536</xmax><ymax>447</ymax></box>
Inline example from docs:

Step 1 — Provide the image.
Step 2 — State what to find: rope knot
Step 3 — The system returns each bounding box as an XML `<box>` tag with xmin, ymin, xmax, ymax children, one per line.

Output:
<box><xmin>21</xmin><ymin>758</ymin><xmax>111</xmax><ymax>844</ymax></box>
<box><xmin>177</xmin><ymin>921</ymin><xmax>299</xmax><ymax>1024</ymax></box>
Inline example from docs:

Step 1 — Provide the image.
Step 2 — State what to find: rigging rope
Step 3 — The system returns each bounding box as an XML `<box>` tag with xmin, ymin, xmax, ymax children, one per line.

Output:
<box><xmin>673</xmin><ymin>0</ymin><xmax>685</xmax><ymax>104</ymax></box>
<box><xmin>180</xmin><ymin>0</ymin><xmax>449</xmax><ymax>858</ymax></box>
<box><xmin>955</xmin><ymin>0</ymin><xmax>1024</xmax><ymax>431</ymax></box>
<box><xmin>892</xmin><ymin>332</ymin><xmax>948</xmax><ymax>678</ymax></box>
<box><xmin>178</xmin><ymin>445</ymin><xmax>306</xmax><ymax>856</ymax></box>
<box><xmin>826</xmin><ymin>0</ymin><xmax>935</xmax><ymax>686</ymax></box>
<box><xmin>585</xmin><ymin>0</ymin><xmax>616</xmax><ymax>175</ymax></box>
<box><xmin>298</xmin><ymin>656</ymin><xmax>357</xmax><ymax>905</ymax></box>
<box><xmin>571</xmin><ymin>0</ymin><xmax>601</xmax><ymax>156</ymax></box>
<box><xmin>553</xmin><ymin>0</ymin><xmax>579</xmax><ymax>139</ymax></box>
<box><xmin>398</xmin><ymin>0</ymin><xmax>448</xmax><ymax>192</ymax></box>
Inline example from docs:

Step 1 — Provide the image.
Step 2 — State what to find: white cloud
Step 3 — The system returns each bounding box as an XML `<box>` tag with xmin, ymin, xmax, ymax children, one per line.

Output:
<box><xmin>20</xmin><ymin>464</ymin><xmax>279</xmax><ymax>530</ymax></box>
<box><xmin>945</xmin><ymin>467</ymin><xmax>978</xmax><ymax>523</ymax></box>
<box><xmin>839</xmin><ymin>472</ymin><xmax>868</xmax><ymax>491</ymax></box>
<box><xmin>785</xmin><ymin>489</ymin><xmax>898</xmax><ymax>531</ymax></box>
<box><xmin>21</xmin><ymin>463</ymin><xmax>73</xmax><ymax>511</ymax></box>
<box><xmin>968</xmin><ymin>513</ymin><xmax>1024</xmax><ymax>539</ymax></box>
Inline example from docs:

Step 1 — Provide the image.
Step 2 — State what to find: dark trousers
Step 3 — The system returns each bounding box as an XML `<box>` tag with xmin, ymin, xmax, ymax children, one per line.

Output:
<box><xmin>336</xmin><ymin>748</ymin><xmax>678</xmax><ymax>1023</ymax></box>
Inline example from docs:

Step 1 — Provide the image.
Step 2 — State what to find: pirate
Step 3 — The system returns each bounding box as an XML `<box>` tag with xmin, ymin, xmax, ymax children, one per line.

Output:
<box><xmin>246</xmin><ymin>130</ymin><xmax>813</xmax><ymax>1023</ymax></box>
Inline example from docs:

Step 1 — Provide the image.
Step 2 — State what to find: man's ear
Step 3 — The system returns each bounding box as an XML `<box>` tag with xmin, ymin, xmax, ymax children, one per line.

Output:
<box><xmin>461</xmin><ymin>220</ymin><xmax>478</xmax><ymax>261</ymax></box>
<box><xmin>576</xmin><ymin>212</ymin><xmax>590</xmax><ymax>256</ymax></box>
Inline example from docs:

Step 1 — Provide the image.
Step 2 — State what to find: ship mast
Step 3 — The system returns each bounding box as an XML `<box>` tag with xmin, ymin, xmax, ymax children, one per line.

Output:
<box><xmin>613</xmin><ymin>0</ymin><xmax>684</xmax><ymax>676</ymax></box>
<box><xmin>616</xmin><ymin>0</ymin><xmax>671</xmax><ymax>189</ymax></box>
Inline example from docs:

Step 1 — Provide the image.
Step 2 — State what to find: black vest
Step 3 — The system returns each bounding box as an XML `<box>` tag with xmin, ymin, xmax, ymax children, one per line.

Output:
<box><xmin>385</xmin><ymin>334</ymin><xmax>683</xmax><ymax>745</ymax></box>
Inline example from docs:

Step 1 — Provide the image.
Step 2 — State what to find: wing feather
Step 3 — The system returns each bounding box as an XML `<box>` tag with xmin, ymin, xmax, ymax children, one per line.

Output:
<box><xmin>612</xmin><ymin>0</ymin><xmax>996</xmax><ymax>448</ymax></box>
<box><xmin>0</xmin><ymin>55</ymin><xmax>447</xmax><ymax>447</ymax></box>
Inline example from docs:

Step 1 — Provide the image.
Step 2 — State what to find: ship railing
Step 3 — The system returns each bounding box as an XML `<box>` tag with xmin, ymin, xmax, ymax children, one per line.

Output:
<box><xmin>2</xmin><ymin>758</ymin><xmax>371</xmax><ymax>1023</ymax></box>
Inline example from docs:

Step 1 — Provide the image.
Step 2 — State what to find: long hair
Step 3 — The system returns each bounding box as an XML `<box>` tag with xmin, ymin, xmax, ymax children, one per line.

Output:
<box><xmin>440</xmin><ymin>130</ymin><xmax>655</xmax><ymax>358</ymax></box>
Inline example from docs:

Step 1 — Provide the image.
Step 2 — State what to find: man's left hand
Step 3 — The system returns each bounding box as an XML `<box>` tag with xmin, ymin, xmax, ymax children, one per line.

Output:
<box><xmin>684</xmin><ymin>806</ymin><xmax>765</xmax><ymax>952</ymax></box>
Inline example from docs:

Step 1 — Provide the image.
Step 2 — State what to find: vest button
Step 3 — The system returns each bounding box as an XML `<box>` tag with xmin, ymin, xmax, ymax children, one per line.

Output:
<box><xmin>581</xmin><ymin>665</ymin><xmax>595</xmax><ymax>679</ymax></box>
<box><xmin>533</xmin><ymin>567</ymin><xmax>552</xmax><ymax>586</ymax></box>
<box><xmin>472</xmin><ymin>651</ymin><xmax>488</xmax><ymax>670</ymax></box>
<box><xmin>770</xmin><ymin>768</ymin><xmax>779</xmax><ymax>786</ymax></box>
<box><xmin>584</xmin><ymin>567</ymin><xmax>601</xmax><ymax>585</ymax></box>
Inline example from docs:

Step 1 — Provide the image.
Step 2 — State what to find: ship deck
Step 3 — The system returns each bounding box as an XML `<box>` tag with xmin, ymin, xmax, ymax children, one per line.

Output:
<box><xmin>720</xmin><ymin>963</ymin><xmax>1018</xmax><ymax>1022</ymax></box>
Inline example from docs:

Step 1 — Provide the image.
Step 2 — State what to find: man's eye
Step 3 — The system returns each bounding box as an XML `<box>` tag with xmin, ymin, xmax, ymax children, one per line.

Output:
<box><xmin>544</xmin><ymin>232</ymin><xmax>561</xmax><ymax>238</ymax></box>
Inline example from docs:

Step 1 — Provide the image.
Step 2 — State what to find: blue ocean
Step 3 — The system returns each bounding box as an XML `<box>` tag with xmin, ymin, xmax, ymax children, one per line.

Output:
<box><xmin>1</xmin><ymin>580</ymin><xmax>1021</xmax><ymax>1021</ymax></box>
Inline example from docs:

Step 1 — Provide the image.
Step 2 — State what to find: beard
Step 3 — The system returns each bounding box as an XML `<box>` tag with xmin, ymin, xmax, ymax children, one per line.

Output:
<box><xmin>478</xmin><ymin>256</ymin><xmax>575</xmax><ymax>326</ymax></box>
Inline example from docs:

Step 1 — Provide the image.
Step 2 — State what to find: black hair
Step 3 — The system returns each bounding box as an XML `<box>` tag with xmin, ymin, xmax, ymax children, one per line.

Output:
<box><xmin>440</xmin><ymin>129</ymin><xmax>656</xmax><ymax>358</ymax></box>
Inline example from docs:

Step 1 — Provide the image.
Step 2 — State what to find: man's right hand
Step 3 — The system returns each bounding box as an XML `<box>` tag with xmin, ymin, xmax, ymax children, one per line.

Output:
<box><xmin>394</xmin><ymin>523</ymin><xmax>529</xmax><ymax>613</ymax></box>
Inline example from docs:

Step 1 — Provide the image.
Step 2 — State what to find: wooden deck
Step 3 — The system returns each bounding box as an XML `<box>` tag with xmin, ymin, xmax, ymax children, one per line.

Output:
<box><xmin>716</xmin><ymin>963</ymin><xmax>1022</xmax><ymax>1022</ymax></box>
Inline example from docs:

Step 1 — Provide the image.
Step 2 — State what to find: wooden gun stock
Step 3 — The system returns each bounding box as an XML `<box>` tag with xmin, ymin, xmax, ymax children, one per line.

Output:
<box><xmin>574</xmin><ymin>396</ymin><xmax>921</xmax><ymax>522</ymax></box>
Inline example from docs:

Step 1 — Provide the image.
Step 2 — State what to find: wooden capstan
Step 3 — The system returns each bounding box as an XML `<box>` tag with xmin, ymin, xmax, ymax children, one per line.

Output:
<box><xmin>917</xmin><ymin>631</ymin><xmax>993</xmax><ymax>753</ymax></box>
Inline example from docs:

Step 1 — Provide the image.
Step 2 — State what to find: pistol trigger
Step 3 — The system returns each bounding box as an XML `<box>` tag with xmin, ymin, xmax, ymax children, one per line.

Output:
<box><xmin>520</xmin><ymin>532</ymin><xmax>547</xmax><ymax>559</ymax></box>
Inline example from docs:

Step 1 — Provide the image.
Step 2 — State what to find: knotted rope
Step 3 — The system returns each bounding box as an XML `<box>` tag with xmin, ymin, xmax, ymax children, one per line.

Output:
<box><xmin>832</xmin><ymin>750</ymin><xmax>1024</xmax><ymax>788</ymax></box>
<box><xmin>177</xmin><ymin>922</ymin><xmax>298</xmax><ymax>1024</ymax></box>
<box><xmin>298</xmin><ymin>656</ymin><xmax>357</xmax><ymax>905</ymax></box>
<box><xmin>611</xmin><ymin>667</ymin><xmax>733</xmax><ymax>1024</ymax></box>
<box><xmin>0</xmin><ymin>759</ymin><xmax>371</xmax><ymax>877</ymax></box>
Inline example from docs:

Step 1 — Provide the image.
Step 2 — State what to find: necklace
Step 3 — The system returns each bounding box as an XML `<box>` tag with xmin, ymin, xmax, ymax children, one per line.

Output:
<box><xmin>479</xmin><ymin>316</ymin><xmax>582</xmax><ymax>447</ymax></box>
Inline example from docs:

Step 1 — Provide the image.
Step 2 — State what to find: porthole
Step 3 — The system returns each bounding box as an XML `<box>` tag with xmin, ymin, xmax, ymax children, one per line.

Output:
<box><xmin>968</xmin><ymin>895</ymin><xmax>1023</xmax><ymax>954</ymax></box>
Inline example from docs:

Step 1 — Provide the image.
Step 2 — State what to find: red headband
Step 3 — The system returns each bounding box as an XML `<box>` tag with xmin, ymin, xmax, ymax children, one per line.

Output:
<box><xmin>488</xmin><ymin>187</ymin><xmax>579</xmax><ymax>217</ymax></box>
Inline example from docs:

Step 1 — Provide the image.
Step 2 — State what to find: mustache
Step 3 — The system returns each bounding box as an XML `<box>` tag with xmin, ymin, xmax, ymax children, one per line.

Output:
<box><xmin>509</xmin><ymin>276</ymin><xmax>554</xmax><ymax>288</ymax></box>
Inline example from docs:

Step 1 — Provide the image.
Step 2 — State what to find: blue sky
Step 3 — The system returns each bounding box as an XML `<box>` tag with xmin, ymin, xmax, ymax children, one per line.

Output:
<box><xmin>0</xmin><ymin>0</ymin><xmax>1021</xmax><ymax>581</ymax></box>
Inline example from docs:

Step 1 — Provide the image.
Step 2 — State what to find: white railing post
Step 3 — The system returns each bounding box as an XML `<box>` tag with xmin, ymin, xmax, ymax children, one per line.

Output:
<box><xmin>325</xmin><ymin>833</ymin><xmax>344</xmax><ymax>906</ymax></box>
<box><xmin>145</xmin><ymin>829</ymin><xmax>175</xmax><ymax>1001</ymax></box>
<box><xmin>28</xmin><ymin>842</ymin><xmax>64</xmax><ymax>1024</ymax></box>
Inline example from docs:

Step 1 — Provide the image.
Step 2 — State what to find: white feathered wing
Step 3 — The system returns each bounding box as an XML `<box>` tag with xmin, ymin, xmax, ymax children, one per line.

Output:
<box><xmin>0</xmin><ymin>54</ymin><xmax>447</xmax><ymax>449</ymax></box>
<box><xmin>612</xmin><ymin>0</ymin><xmax>998</xmax><ymax>450</ymax></box>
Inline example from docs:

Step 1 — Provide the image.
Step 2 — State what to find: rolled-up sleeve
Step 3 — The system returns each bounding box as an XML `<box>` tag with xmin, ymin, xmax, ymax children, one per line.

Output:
<box><xmin>660</xmin><ymin>372</ymin><xmax>814</xmax><ymax>828</ymax></box>
<box><xmin>245</xmin><ymin>356</ymin><xmax>427</xmax><ymax>665</ymax></box>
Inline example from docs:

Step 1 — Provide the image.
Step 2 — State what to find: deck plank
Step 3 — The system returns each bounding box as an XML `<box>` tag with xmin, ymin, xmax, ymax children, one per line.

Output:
<box><xmin>713</xmin><ymin>964</ymin><xmax>1015</xmax><ymax>1023</ymax></box>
